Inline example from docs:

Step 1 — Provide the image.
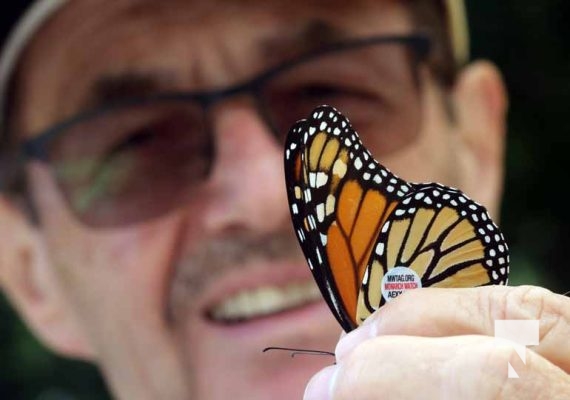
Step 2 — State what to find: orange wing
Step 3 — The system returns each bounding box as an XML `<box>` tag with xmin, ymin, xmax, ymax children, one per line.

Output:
<box><xmin>284</xmin><ymin>106</ymin><xmax>410</xmax><ymax>331</ymax></box>
<box><xmin>285</xmin><ymin>106</ymin><xmax>510</xmax><ymax>332</ymax></box>
<box><xmin>356</xmin><ymin>183</ymin><xmax>509</xmax><ymax>324</ymax></box>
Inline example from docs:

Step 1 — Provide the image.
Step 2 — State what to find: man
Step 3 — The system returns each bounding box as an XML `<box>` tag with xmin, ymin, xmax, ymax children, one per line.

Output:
<box><xmin>0</xmin><ymin>0</ymin><xmax>568</xmax><ymax>399</ymax></box>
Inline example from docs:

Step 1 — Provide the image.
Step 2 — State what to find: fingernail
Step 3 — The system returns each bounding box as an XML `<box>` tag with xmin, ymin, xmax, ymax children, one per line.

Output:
<box><xmin>303</xmin><ymin>365</ymin><xmax>340</xmax><ymax>400</ymax></box>
<box><xmin>335</xmin><ymin>321</ymin><xmax>376</xmax><ymax>361</ymax></box>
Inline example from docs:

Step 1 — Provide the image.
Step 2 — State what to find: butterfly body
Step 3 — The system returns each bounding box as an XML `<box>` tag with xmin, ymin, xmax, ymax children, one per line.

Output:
<box><xmin>284</xmin><ymin>106</ymin><xmax>509</xmax><ymax>332</ymax></box>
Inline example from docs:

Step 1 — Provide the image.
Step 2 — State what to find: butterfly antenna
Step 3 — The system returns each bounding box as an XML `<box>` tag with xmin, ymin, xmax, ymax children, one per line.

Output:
<box><xmin>263</xmin><ymin>347</ymin><xmax>335</xmax><ymax>358</ymax></box>
<box><xmin>562</xmin><ymin>290</ymin><xmax>570</xmax><ymax>297</ymax></box>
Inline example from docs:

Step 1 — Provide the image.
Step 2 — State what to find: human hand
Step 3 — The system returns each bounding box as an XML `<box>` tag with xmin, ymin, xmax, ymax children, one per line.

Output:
<box><xmin>303</xmin><ymin>286</ymin><xmax>570</xmax><ymax>399</ymax></box>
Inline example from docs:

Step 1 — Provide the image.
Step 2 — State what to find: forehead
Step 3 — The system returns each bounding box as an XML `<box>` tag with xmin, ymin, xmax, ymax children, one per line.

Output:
<box><xmin>27</xmin><ymin>0</ymin><xmax>413</xmax><ymax>65</ymax></box>
<box><xmin>16</xmin><ymin>0</ymin><xmax>414</xmax><ymax>134</ymax></box>
<box><xmin>42</xmin><ymin>0</ymin><xmax>409</xmax><ymax>27</ymax></box>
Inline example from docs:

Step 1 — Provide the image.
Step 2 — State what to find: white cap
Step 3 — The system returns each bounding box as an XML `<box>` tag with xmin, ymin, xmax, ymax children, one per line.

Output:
<box><xmin>0</xmin><ymin>0</ymin><xmax>67</xmax><ymax>128</ymax></box>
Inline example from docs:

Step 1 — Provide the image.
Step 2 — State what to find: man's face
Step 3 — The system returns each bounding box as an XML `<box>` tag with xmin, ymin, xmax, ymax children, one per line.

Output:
<box><xmin>4</xmin><ymin>0</ymin><xmax>504</xmax><ymax>399</ymax></box>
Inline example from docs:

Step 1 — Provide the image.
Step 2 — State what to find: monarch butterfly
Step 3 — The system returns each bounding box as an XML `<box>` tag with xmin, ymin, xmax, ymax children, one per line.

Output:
<box><xmin>284</xmin><ymin>105</ymin><xmax>509</xmax><ymax>333</ymax></box>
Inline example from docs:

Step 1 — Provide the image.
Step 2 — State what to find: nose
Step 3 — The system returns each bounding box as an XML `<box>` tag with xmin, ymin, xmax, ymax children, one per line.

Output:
<box><xmin>203</xmin><ymin>102</ymin><xmax>290</xmax><ymax>234</ymax></box>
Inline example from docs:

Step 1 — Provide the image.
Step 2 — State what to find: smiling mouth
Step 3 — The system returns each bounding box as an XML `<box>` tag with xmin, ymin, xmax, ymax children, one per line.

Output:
<box><xmin>207</xmin><ymin>280</ymin><xmax>322</xmax><ymax>324</ymax></box>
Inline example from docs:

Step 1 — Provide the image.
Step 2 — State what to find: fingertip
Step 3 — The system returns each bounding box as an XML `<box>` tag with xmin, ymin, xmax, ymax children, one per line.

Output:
<box><xmin>335</xmin><ymin>322</ymin><xmax>376</xmax><ymax>361</ymax></box>
<box><xmin>303</xmin><ymin>365</ymin><xmax>340</xmax><ymax>400</ymax></box>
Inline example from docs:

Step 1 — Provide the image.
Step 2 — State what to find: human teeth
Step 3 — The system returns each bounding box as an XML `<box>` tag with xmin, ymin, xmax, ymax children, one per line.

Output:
<box><xmin>209</xmin><ymin>280</ymin><xmax>321</xmax><ymax>321</ymax></box>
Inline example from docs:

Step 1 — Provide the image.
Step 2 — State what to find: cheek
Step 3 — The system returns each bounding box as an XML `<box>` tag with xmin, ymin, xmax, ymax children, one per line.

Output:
<box><xmin>381</xmin><ymin>134</ymin><xmax>458</xmax><ymax>187</ymax></box>
<box><xmin>28</xmin><ymin>164</ymin><xmax>209</xmax><ymax>325</ymax></box>
<box><xmin>50</xmin><ymin>219</ymin><xmax>189</xmax><ymax>324</ymax></box>
<box><xmin>378</xmin><ymin>78</ymin><xmax>460</xmax><ymax>187</ymax></box>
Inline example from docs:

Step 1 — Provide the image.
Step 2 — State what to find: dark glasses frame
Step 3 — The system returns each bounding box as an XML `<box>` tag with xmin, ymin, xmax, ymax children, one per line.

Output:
<box><xmin>22</xmin><ymin>34</ymin><xmax>430</xmax><ymax>163</ymax></box>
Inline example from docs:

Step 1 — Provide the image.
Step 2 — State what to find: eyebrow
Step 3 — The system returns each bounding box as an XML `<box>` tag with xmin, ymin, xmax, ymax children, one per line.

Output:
<box><xmin>81</xmin><ymin>19</ymin><xmax>349</xmax><ymax>109</ymax></box>
<box><xmin>84</xmin><ymin>71</ymin><xmax>176</xmax><ymax>109</ymax></box>
<box><xmin>260</xmin><ymin>19</ymin><xmax>351</xmax><ymax>60</ymax></box>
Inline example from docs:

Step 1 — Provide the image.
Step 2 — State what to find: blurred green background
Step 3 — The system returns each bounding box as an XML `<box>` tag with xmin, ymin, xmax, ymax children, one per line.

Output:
<box><xmin>1</xmin><ymin>0</ymin><xmax>569</xmax><ymax>399</ymax></box>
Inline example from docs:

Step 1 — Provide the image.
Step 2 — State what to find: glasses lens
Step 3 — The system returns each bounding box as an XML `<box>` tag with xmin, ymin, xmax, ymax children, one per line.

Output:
<box><xmin>46</xmin><ymin>100</ymin><xmax>211</xmax><ymax>227</ymax></box>
<box><xmin>261</xmin><ymin>41</ymin><xmax>422</xmax><ymax>155</ymax></box>
<box><xmin>38</xmin><ymin>39</ymin><xmax>424</xmax><ymax>228</ymax></box>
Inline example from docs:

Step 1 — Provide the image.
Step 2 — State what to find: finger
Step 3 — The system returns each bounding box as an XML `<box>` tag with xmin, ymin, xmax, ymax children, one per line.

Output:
<box><xmin>336</xmin><ymin>285</ymin><xmax>570</xmax><ymax>371</ymax></box>
<box><xmin>306</xmin><ymin>335</ymin><xmax>570</xmax><ymax>400</ymax></box>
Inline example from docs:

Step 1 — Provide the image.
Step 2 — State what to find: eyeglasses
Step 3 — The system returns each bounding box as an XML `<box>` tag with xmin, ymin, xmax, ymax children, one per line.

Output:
<box><xmin>22</xmin><ymin>34</ymin><xmax>430</xmax><ymax>227</ymax></box>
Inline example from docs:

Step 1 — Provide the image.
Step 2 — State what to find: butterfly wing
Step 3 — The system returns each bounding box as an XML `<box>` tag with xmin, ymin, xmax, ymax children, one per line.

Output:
<box><xmin>284</xmin><ymin>105</ymin><xmax>411</xmax><ymax>332</ymax></box>
<box><xmin>356</xmin><ymin>182</ymin><xmax>509</xmax><ymax>324</ymax></box>
<box><xmin>284</xmin><ymin>118</ymin><xmax>344</xmax><ymax>324</ymax></box>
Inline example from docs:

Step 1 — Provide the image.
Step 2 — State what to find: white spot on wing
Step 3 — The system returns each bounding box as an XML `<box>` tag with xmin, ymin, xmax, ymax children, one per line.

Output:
<box><xmin>354</xmin><ymin>157</ymin><xmax>363</xmax><ymax>170</ymax></box>
<box><xmin>326</xmin><ymin>194</ymin><xmax>336</xmax><ymax>215</ymax></box>
<box><xmin>315</xmin><ymin>172</ymin><xmax>328</xmax><ymax>188</ymax></box>
<box><xmin>375</xmin><ymin>242</ymin><xmax>385</xmax><ymax>256</ymax></box>
<box><xmin>309</xmin><ymin>172</ymin><xmax>317</xmax><ymax>187</ymax></box>
<box><xmin>316</xmin><ymin>203</ymin><xmax>325</xmax><ymax>222</ymax></box>
<box><xmin>333</xmin><ymin>159</ymin><xmax>347</xmax><ymax>178</ymax></box>
<box><xmin>362</xmin><ymin>268</ymin><xmax>370</xmax><ymax>284</ymax></box>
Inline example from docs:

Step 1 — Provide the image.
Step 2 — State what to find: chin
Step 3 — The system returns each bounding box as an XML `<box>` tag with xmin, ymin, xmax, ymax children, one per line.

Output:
<box><xmin>175</xmin><ymin>299</ymin><xmax>339</xmax><ymax>400</ymax></box>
